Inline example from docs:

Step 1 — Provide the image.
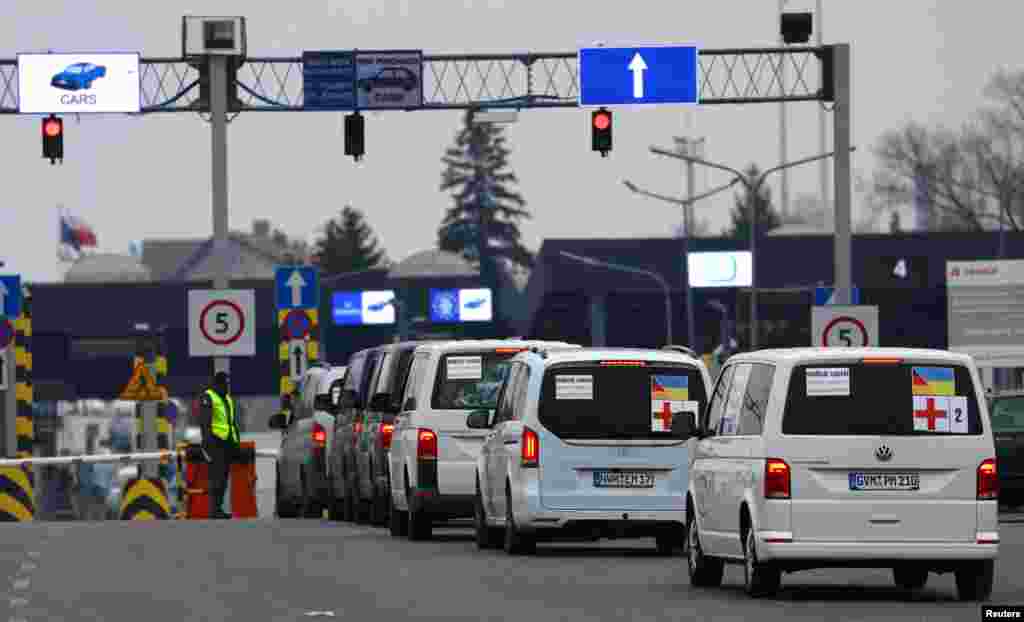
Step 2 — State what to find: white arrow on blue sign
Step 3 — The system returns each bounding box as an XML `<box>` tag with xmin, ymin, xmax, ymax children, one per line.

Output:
<box><xmin>275</xmin><ymin>266</ymin><xmax>319</xmax><ymax>310</ymax></box>
<box><xmin>814</xmin><ymin>286</ymin><xmax>860</xmax><ymax>306</ymax></box>
<box><xmin>578</xmin><ymin>46</ymin><xmax>699</xmax><ymax>107</ymax></box>
<box><xmin>0</xmin><ymin>275</ymin><xmax>22</xmax><ymax>318</ymax></box>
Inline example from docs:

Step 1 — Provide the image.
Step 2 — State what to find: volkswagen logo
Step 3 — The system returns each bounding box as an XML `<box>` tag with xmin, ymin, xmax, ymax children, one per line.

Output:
<box><xmin>875</xmin><ymin>445</ymin><xmax>893</xmax><ymax>462</ymax></box>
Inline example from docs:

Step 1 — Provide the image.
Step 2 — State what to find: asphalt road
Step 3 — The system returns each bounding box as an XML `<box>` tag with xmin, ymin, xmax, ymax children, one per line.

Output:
<box><xmin>0</xmin><ymin>517</ymin><xmax>1021</xmax><ymax>622</ymax></box>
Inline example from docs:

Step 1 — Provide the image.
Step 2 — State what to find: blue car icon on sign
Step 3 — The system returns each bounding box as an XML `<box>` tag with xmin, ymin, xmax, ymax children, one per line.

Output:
<box><xmin>367</xmin><ymin>300</ymin><xmax>392</xmax><ymax>312</ymax></box>
<box><xmin>463</xmin><ymin>298</ymin><xmax>488</xmax><ymax>309</ymax></box>
<box><xmin>51</xmin><ymin>63</ymin><xmax>106</xmax><ymax>91</ymax></box>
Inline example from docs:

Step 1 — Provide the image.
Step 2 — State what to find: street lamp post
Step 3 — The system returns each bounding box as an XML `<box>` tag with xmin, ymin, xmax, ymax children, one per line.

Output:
<box><xmin>558</xmin><ymin>251</ymin><xmax>673</xmax><ymax>346</ymax></box>
<box><xmin>650</xmin><ymin>146</ymin><xmax>853</xmax><ymax>350</ymax></box>
<box><xmin>622</xmin><ymin>175</ymin><xmax>740</xmax><ymax>352</ymax></box>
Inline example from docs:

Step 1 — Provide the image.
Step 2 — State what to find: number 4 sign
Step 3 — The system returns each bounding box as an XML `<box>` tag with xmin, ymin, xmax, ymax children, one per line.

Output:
<box><xmin>188</xmin><ymin>289</ymin><xmax>256</xmax><ymax>357</ymax></box>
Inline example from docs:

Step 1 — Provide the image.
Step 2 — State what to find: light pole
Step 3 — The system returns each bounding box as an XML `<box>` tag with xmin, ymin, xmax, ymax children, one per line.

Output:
<box><xmin>558</xmin><ymin>251</ymin><xmax>673</xmax><ymax>346</ymax></box>
<box><xmin>650</xmin><ymin>146</ymin><xmax>853</xmax><ymax>350</ymax></box>
<box><xmin>621</xmin><ymin>175</ymin><xmax>740</xmax><ymax>352</ymax></box>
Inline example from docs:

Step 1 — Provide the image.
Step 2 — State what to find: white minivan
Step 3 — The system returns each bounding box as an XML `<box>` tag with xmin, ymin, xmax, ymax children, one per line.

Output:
<box><xmin>686</xmin><ymin>347</ymin><xmax>999</xmax><ymax>600</ymax></box>
<box><xmin>388</xmin><ymin>339</ymin><xmax>579</xmax><ymax>540</ymax></box>
<box><xmin>471</xmin><ymin>347</ymin><xmax>712</xmax><ymax>555</ymax></box>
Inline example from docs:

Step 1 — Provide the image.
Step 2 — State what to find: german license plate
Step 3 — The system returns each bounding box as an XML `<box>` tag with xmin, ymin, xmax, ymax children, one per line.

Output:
<box><xmin>848</xmin><ymin>472</ymin><xmax>920</xmax><ymax>491</ymax></box>
<box><xmin>593</xmin><ymin>470</ymin><xmax>654</xmax><ymax>488</ymax></box>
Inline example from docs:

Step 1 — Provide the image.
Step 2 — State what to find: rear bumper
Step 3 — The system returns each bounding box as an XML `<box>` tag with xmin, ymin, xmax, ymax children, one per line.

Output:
<box><xmin>411</xmin><ymin>492</ymin><xmax>475</xmax><ymax>519</ymax></box>
<box><xmin>522</xmin><ymin>509</ymin><xmax>685</xmax><ymax>534</ymax></box>
<box><xmin>760</xmin><ymin>537</ymin><xmax>999</xmax><ymax>563</ymax></box>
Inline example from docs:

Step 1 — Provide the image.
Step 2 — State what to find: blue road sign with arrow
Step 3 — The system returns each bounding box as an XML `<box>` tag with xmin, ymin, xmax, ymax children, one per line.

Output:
<box><xmin>815</xmin><ymin>286</ymin><xmax>861</xmax><ymax>306</ymax></box>
<box><xmin>578</xmin><ymin>46</ymin><xmax>699</xmax><ymax>107</ymax></box>
<box><xmin>275</xmin><ymin>266</ymin><xmax>319</xmax><ymax>310</ymax></box>
<box><xmin>0</xmin><ymin>275</ymin><xmax>21</xmax><ymax>318</ymax></box>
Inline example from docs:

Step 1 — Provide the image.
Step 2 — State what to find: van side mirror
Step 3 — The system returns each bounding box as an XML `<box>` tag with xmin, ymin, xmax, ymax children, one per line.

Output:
<box><xmin>267</xmin><ymin>412</ymin><xmax>288</xmax><ymax>430</ymax></box>
<box><xmin>671</xmin><ymin>411</ymin><xmax>696</xmax><ymax>440</ymax></box>
<box><xmin>466</xmin><ymin>409</ymin><xmax>491</xmax><ymax>429</ymax></box>
<box><xmin>369</xmin><ymin>392</ymin><xmax>392</xmax><ymax>412</ymax></box>
<box><xmin>314</xmin><ymin>393</ymin><xmax>335</xmax><ymax>413</ymax></box>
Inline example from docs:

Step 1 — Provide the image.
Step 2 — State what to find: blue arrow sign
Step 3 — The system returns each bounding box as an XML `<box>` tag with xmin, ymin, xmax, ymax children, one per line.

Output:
<box><xmin>0</xmin><ymin>275</ymin><xmax>21</xmax><ymax>318</ymax></box>
<box><xmin>814</xmin><ymin>286</ymin><xmax>860</xmax><ymax>306</ymax></box>
<box><xmin>275</xmin><ymin>266</ymin><xmax>319</xmax><ymax>310</ymax></box>
<box><xmin>579</xmin><ymin>46</ymin><xmax>699</xmax><ymax>107</ymax></box>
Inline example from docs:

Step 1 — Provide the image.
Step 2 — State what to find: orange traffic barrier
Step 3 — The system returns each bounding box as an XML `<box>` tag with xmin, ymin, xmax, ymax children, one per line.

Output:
<box><xmin>183</xmin><ymin>443</ymin><xmax>211</xmax><ymax>519</ymax></box>
<box><xmin>230</xmin><ymin>441</ymin><xmax>258</xmax><ymax>519</ymax></box>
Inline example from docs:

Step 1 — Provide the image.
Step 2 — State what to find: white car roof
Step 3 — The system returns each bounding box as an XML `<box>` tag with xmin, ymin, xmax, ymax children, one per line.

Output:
<box><xmin>413</xmin><ymin>339</ymin><xmax>580</xmax><ymax>355</ymax></box>
<box><xmin>728</xmin><ymin>347</ymin><xmax>975</xmax><ymax>366</ymax></box>
<box><xmin>535</xmin><ymin>347</ymin><xmax>705</xmax><ymax>367</ymax></box>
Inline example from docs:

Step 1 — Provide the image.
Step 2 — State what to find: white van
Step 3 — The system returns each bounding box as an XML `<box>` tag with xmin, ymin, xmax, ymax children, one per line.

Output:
<box><xmin>470</xmin><ymin>347</ymin><xmax>712</xmax><ymax>555</ymax></box>
<box><xmin>686</xmin><ymin>348</ymin><xmax>999</xmax><ymax>600</ymax></box>
<box><xmin>387</xmin><ymin>339</ymin><xmax>579</xmax><ymax>540</ymax></box>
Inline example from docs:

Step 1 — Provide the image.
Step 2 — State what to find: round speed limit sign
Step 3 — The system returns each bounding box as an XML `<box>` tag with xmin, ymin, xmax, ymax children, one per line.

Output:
<box><xmin>811</xmin><ymin>305</ymin><xmax>879</xmax><ymax>348</ymax></box>
<box><xmin>188</xmin><ymin>289</ymin><xmax>256</xmax><ymax>357</ymax></box>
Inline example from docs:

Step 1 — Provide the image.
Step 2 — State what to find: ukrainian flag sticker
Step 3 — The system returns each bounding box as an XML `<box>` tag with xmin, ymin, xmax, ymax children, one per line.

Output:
<box><xmin>912</xmin><ymin>366</ymin><xmax>955</xmax><ymax>396</ymax></box>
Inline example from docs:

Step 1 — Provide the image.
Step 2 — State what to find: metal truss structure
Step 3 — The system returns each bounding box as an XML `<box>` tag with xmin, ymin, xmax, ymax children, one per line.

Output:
<box><xmin>0</xmin><ymin>46</ymin><xmax>827</xmax><ymax>114</ymax></box>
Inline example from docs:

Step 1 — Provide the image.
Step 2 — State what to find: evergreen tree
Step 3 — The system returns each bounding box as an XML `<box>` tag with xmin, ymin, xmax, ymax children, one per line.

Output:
<box><xmin>313</xmin><ymin>205</ymin><xmax>386</xmax><ymax>274</ymax></box>
<box><xmin>726</xmin><ymin>164</ymin><xmax>782</xmax><ymax>239</ymax></box>
<box><xmin>438</xmin><ymin>110</ymin><xmax>534</xmax><ymax>279</ymax></box>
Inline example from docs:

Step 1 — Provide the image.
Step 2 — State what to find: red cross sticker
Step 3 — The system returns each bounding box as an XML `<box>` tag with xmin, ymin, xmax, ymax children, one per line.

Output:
<box><xmin>656</xmin><ymin>401</ymin><xmax>674</xmax><ymax>431</ymax></box>
<box><xmin>914</xmin><ymin>397</ymin><xmax>947</xmax><ymax>431</ymax></box>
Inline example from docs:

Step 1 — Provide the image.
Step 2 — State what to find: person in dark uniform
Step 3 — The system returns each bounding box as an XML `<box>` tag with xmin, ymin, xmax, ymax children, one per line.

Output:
<box><xmin>198</xmin><ymin>371</ymin><xmax>241</xmax><ymax>519</ymax></box>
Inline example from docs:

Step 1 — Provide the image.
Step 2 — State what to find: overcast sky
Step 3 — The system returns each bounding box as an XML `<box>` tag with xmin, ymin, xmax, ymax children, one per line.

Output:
<box><xmin>1</xmin><ymin>0</ymin><xmax>1020</xmax><ymax>283</ymax></box>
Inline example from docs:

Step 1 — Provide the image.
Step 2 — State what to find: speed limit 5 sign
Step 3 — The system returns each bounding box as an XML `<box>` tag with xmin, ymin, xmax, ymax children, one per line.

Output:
<box><xmin>811</xmin><ymin>305</ymin><xmax>879</xmax><ymax>348</ymax></box>
<box><xmin>188</xmin><ymin>289</ymin><xmax>256</xmax><ymax>357</ymax></box>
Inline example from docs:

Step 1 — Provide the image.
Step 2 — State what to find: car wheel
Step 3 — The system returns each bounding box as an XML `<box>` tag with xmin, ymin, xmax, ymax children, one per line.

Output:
<box><xmin>955</xmin><ymin>560</ymin><xmax>995</xmax><ymax>602</ymax></box>
<box><xmin>474</xmin><ymin>484</ymin><xmax>501</xmax><ymax>550</ymax></box>
<box><xmin>743</xmin><ymin>528</ymin><xmax>781</xmax><ymax>598</ymax></box>
<box><xmin>275</xmin><ymin>465</ymin><xmax>297</xmax><ymax>519</ymax></box>
<box><xmin>372</xmin><ymin>489</ymin><xmax>389</xmax><ymax>527</ymax></box>
<box><xmin>341</xmin><ymin>480</ymin><xmax>355</xmax><ymax>522</ymax></box>
<box><xmin>503</xmin><ymin>487</ymin><xmax>535</xmax><ymax>555</ymax></box>
<box><xmin>686</xmin><ymin>514</ymin><xmax>724</xmax><ymax>587</ymax></box>
<box><xmin>407</xmin><ymin>480</ymin><xmax>432</xmax><ymax>541</ymax></box>
<box><xmin>892</xmin><ymin>565</ymin><xmax>929</xmax><ymax>591</ymax></box>
<box><xmin>389</xmin><ymin>493</ymin><xmax>408</xmax><ymax>537</ymax></box>
<box><xmin>351</xmin><ymin>480</ymin><xmax>369</xmax><ymax>524</ymax></box>
<box><xmin>299</xmin><ymin>470</ymin><xmax>321</xmax><ymax>519</ymax></box>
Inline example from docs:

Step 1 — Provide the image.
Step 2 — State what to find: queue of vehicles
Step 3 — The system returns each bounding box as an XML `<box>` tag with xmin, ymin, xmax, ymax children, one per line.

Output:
<box><xmin>270</xmin><ymin>338</ymin><xmax>1003</xmax><ymax>601</ymax></box>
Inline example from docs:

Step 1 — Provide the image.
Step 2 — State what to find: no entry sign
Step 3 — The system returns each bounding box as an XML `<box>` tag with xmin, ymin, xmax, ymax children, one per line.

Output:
<box><xmin>188</xmin><ymin>289</ymin><xmax>256</xmax><ymax>357</ymax></box>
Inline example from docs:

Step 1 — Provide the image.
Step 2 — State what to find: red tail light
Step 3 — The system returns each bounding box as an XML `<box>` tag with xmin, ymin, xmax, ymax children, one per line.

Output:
<box><xmin>764</xmin><ymin>458</ymin><xmax>791</xmax><ymax>499</ymax></box>
<box><xmin>312</xmin><ymin>423</ymin><xmax>327</xmax><ymax>447</ymax></box>
<box><xmin>521</xmin><ymin>427</ymin><xmax>539</xmax><ymax>468</ymax></box>
<box><xmin>353</xmin><ymin>420</ymin><xmax>363</xmax><ymax>446</ymax></box>
<box><xmin>417</xmin><ymin>428</ymin><xmax>437</xmax><ymax>461</ymax></box>
<box><xmin>978</xmin><ymin>458</ymin><xmax>998</xmax><ymax>500</ymax></box>
<box><xmin>379</xmin><ymin>423</ymin><xmax>395</xmax><ymax>450</ymax></box>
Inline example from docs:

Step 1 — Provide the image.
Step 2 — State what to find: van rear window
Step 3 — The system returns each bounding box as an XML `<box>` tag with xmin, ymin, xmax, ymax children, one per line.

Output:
<box><xmin>538</xmin><ymin>363</ymin><xmax>707</xmax><ymax>440</ymax></box>
<box><xmin>782</xmin><ymin>363</ymin><xmax>983</xmax><ymax>436</ymax></box>
<box><xmin>431</xmin><ymin>351</ymin><xmax>520</xmax><ymax>410</ymax></box>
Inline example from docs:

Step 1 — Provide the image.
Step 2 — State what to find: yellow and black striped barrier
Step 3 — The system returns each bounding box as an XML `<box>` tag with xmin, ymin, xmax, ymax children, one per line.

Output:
<box><xmin>119</xmin><ymin>477</ymin><xmax>171</xmax><ymax>520</ymax></box>
<box><xmin>1</xmin><ymin>288</ymin><xmax>34</xmax><ymax>522</ymax></box>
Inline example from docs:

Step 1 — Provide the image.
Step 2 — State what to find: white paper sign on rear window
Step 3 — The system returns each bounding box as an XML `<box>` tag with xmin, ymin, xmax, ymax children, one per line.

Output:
<box><xmin>806</xmin><ymin>367</ymin><xmax>850</xmax><ymax>397</ymax></box>
<box><xmin>556</xmin><ymin>375</ymin><xmax>593</xmax><ymax>400</ymax></box>
<box><xmin>446</xmin><ymin>355</ymin><xmax>482</xmax><ymax>380</ymax></box>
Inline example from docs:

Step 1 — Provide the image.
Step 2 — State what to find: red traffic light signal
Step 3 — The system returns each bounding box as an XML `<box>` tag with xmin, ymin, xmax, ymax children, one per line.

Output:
<box><xmin>42</xmin><ymin>114</ymin><xmax>63</xmax><ymax>164</ymax></box>
<box><xmin>591</xmin><ymin>108</ymin><xmax>612</xmax><ymax>156</ymax></box>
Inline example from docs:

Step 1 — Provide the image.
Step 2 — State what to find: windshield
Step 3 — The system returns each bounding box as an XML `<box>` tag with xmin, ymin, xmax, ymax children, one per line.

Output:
<box><xmin>991</xmin><ymin>396</ymin><xmax>1024</xmax><ymax>432</ymax></box>
<box><xmin>782</xmin><ymin>363</ymin><xmax>983</xmax><ymax>436</ymax></box>
<box><xmin>538</xmin><ymin>362</ymin><xmax>707</xmax><ymax>440</ymax></box>
<box><xmin>431</xmin><ymin>350</ymin><xmax>520</xmax><ymax>410</ymax></box>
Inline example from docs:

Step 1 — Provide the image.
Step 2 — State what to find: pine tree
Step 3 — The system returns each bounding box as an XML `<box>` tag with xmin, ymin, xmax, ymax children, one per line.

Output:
<box><xmin>313</xmin><ymin>205</ymin><xmax>386</xmax><ymax>274</ymax></box>
<box><xmin>726</xmin><ymin>164</ymin><xmax>782</xmax><ymax>239</ymax></box>
<box><xmin>438</xmin><ymin>110</ymin><xmax>534</xmax><ymax>282</ymax></box>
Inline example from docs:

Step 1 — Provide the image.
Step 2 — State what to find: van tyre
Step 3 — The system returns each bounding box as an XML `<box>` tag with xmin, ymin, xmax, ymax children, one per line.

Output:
<box><xmin>341</xmin><ymin>483</ymin><xmax>355</xmax><ymax>522</ymax></box>
<box><xmin>300</xmin><ymin>471</ymin><xmax>322</xmax><ymax>519</ymax></box>
<box><xmin>686</xmin><ymin>514</ymin><xmax>723</xmax><ymax>587</ymax></box>
<box><xmin>955</xmin><ymin>560</ymin><xmax>994</xmax><ymax>602</ymax></box>
<box><xmin>372</xmin><ymin>490</ymin><xmax>389</xmax><ymax>527</ymax></box>
<box><xmin>892</xmin><ymin>565</ymin><xmax>929</xmax><ymax>591</ymax></box>
<box><xmin>275</xmin><ymin>465</ymin><xmax>298</xmax><ymax>519</ymax></box>
<box><xmin>389</xmin><ymin>495</ymin><xmax>408</xmax><ymax>537</ymax></box>
<box><xmin>474</xmin><ymin>485</ymin><xmax>501</xmax><ymax>550</ymax></box>
<box><xmin>407</xmin><ymin>482</ymin><xmax>432</xmax><ymax>541</ymax></box>
<box><xmin>503</xmin><ymin>488</ymin><xmax>535</xmax><ymax>555</ymax></box>
<box><xmin>743</xmin><ymin>529</ymin><xmax>781</xmax><ymax>598</ymax></box>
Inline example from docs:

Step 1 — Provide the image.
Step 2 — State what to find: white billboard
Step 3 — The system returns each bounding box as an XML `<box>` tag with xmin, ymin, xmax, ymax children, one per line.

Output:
<box><xmin>688</xmin><ymin>251</ymin><xmax>753</xmax><ymax>288</ymax></box>
<box><xmin>18</xmin><ymin>53</ymin><xmax>141</xmax><ymax>114</ymax></box>
<box><xmin>361</xmin><ymin>290</ymin><xmax>397</xmax><ymax>325</ymax></box>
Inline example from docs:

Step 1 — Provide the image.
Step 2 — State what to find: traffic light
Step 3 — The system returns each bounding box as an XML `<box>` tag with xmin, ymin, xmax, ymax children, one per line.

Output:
<box><xmin>344</xmin><ymin>112</ymin><xmax>364</xmax><ymax>161</ymax></box>
<box><xmin>592</xmin><ymin>108</ymin><xmax>612</xmax><ymax>157</ymax></box>
<box><xmin>42</xmin><ymin>114</ymin><xmax>63</xmax><ymax>164</ymax></box>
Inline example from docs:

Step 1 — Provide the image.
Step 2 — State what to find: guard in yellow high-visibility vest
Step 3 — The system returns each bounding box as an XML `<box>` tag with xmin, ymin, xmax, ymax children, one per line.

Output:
<box><xmin>198</xmin><ymin>371</ymin><xmax>241</xmax><ymax>519</ymax></box>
